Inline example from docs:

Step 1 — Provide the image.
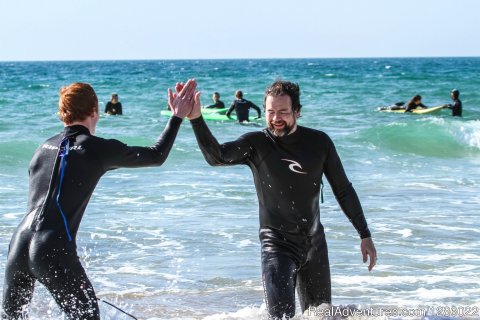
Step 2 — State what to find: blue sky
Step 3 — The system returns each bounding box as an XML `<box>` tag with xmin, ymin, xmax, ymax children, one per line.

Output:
<box><xmin>0</xmin><ymin>0</ymin><xmax>478</xmax><ymax>61</ymax></box>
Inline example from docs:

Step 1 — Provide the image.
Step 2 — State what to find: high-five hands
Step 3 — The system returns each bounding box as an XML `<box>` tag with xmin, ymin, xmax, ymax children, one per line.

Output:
<box><xmin>168</xmin><ymin>79</ymin><xmax>198</xmax><ymax>119</ymax></box>
<box><xmin>172</xmin><ymin>80</ymin><xmax>202</xmax><ymax>120</ymax></box>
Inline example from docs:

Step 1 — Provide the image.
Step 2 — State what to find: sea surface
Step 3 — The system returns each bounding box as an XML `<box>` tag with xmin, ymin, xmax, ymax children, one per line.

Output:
<box><xmin>0</xmin><ymin>58</ymin><xmax>479</xmax><ymax>319</ymax></box>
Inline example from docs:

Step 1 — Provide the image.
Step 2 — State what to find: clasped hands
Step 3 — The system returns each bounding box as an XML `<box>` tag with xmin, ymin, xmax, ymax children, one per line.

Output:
<box><xmin>167</xmin><ymin>79</ymin><xmax>202</xmax><ymax>120</ymax></box>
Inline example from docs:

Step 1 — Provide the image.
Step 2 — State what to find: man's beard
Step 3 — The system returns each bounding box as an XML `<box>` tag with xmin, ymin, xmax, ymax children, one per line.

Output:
<box><xmin>268</xmin><ymin>119</ymin><xmax>295</xmax><ymax>137</ymax></box>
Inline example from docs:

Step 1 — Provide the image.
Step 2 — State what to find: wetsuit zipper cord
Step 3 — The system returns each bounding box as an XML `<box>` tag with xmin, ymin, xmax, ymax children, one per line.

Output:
<box><xmin>56</xmin><ymin>138</ymin><xmax>73</xmax><ymax>241</ymax></box>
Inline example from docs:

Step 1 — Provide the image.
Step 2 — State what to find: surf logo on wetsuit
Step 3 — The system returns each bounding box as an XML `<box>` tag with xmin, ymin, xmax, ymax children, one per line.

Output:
<box><xmin>42</xmin><ymin>143</ymin><xmax>83</xmax><ymax>151</ymax></box>
<box><xmin>281</xmin><ymin>159</ymin><xmax>307</xmax><ymax>174</ymax></box>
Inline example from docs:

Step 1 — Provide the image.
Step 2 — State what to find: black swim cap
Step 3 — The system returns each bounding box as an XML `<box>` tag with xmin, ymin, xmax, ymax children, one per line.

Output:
<box><xmin>451</xmin><ymin>89</ymin><xmax>459</xmax><ymax>95</ymax></box>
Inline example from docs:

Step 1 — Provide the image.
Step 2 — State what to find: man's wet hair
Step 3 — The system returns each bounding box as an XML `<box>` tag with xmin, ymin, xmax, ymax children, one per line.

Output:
<box><xmin>264</xmin><ymin>80</ymin><xmax>302</xmax><ymax>112</ymax></box>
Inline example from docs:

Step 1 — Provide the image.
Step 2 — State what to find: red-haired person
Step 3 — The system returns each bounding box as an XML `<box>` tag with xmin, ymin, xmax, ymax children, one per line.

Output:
<box><xmin>2</xmin><ymin>80</ymin><xmax>196</xmax><ymax>319</ymax></box>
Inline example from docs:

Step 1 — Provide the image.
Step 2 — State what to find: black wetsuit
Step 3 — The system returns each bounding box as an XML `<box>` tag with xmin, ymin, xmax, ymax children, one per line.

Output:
<box><xmin>2</xmin><ymin>117</ymin><xmax>182</xmax><ymax>319</ymax></box>
<box><xmin>226</xmin><ymin>99</ymin><xmax>261</xmax><ymax>122</ymax></box>
<box><xmin>104</xmin><ymin>101</ymin><xmax>123</xmax><ymax>115</ymax></box>
<box><xmin>206</xmin><ymin>101</ymin><xmax>226</xmax><ymax>109</ymax></box>
<box><xmin>447</xmin><ymin>98</ymin><xmax>462</xmax><ymax>116</ymax></box>
<box><xmin>404</xmin><ymin>101</ymin><xmax>427</xmax><ymax>113</ymax></box>
<box><xmin>190</xmin><ymin>116</ymin><xmax>371</xmax><ymax>319</ymax></box>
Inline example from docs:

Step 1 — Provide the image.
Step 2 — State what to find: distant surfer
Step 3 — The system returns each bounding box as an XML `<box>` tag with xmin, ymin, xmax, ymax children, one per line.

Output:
<box><xmin>404</xmin><ymin>95</ymin><xmax>428</xmax><ymax>112</ymax></box>
<box><xmin>1</xmin><ymin>80</ymin><xmax>196</xmax><ymax>319</ymax></box>
<box><xmin>186</xmin><ymin>80</ymin><xmax>377</xmax><ymax>320</ymax></box>
<box><xmin>226</xmin><ymin>90</ymin><xmax>261</xmax><ymax>122</ymax></box>
<box><xmin>205</xmin><ymin>92</ymin><xmax>225</xmax><ymax>109</ymax></box>
<box><xmin>443</xmin><ymin>89</ymin><xmax>462</xmax><ymax>116</ymax></box>
<box><xmin>104</xmin><ymin>93</ymin><xmax>123</xmax><ymax>115</ymax></box>
<box><xmin>378</xmin><ymin>94</ymin><xmax>428</xmax><ymax>112</ymax></box>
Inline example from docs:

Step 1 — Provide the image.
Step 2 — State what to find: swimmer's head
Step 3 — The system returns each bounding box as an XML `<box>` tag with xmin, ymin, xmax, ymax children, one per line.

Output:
<box><xmin>451</xmin><ymin>89</ymin><xmax>460</xmax><ymax>99</ymax></box>
<box><xmin>235</xmin><ymin>90</ymin><xmax>243</xmax><ymax>99</ymax></box>
<box><xmin>111</xmin><ymin>93</ymin><xmax>119</xmax><ymax>103</ymax></box>
<box><xmin>58</xmin><ymin>83</ymin><xmax>98</xmax><ymax>125</ymax></box>
<box><xmin>412</xmin><ymin>95</ymin><xmax>422</xmax><ymax>104</ymax></box>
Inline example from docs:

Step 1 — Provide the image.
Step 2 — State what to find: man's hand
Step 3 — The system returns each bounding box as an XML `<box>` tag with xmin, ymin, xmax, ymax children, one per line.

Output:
<box><xmin>188</xmin><ymin>90</ymin><xmax>202</xmax><ymax>120</ymax></box>
<box><xmin>167</xmin><ymin>79</ymin><xmax>197</xmax><ymax>119</ymax></box>
<box><xmin>361</xmin><ymin>237</ymin><xmax>377</xmax><ymax>271</ymax></box>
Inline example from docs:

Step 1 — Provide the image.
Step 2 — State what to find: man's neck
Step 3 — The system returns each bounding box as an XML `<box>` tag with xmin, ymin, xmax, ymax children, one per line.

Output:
<box><xmin>64</xmin><ymin>119</ymin><xmax>95</xmax><ymax>135</ymax></box>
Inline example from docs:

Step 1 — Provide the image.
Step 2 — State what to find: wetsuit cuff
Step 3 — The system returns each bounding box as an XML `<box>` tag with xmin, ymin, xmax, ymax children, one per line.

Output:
<box><xmin>359</xmin><ymin>229</ymin><xmax>371</xmax><ymax>239</ymax></box>
<box><xmin>169</xmin><ymin>115</ymin><xmax>184</xmax><ymax>125</ymax></box>
<box><xmin>190</xmin><ymin>115</ymin><xmax>206</xmax><ymax>126</ymax></box>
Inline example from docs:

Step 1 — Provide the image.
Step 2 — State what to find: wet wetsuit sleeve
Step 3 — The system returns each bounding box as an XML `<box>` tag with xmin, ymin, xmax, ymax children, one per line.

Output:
<box><xmin>190</xmin><ymin>116</ymin><xmax>251</xmax><ymax>165</ymax></box>
<box><xmin>101</xmin><ymin>116</ymin><xmax>183</xmax><ymax>169</ymax></box>
<box><xmin>226</xmin><ymin>101</ymin><xmax>236</xmax><ymax>118</ymax></box>
<box><xmin>323</xmin><ymin>137</ymin><xmax>371</xmax><ymax>239</ymax></box>
<box><xmin>117</xmin><ymin>103</ymin><xmax>123</xmax><ymax>115</ymax></box>
<box><xmin>104</xmin><ymin>102</ymin><xmax>111</xmax><ymax>113</ymax></box>
<box><xmin>250</xmin><ymin>102</ymin><xmax>261</xmax><ymax>118</ymax></box>
<box><xmin>447</xmin><ymin>100</ymin><xmax>462</xmax><ymax>116</ymax></box>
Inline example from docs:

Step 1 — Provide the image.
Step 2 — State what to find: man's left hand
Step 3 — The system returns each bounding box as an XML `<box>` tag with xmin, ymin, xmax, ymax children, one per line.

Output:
<box><xmin>361</xmin><ymin>237</ymin><xmax>377</xmax><ymax>272</ymax></box>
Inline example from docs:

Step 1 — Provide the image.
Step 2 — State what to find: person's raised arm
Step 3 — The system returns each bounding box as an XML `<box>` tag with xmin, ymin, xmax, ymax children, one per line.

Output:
<box><xmin>100</xmin><ymin>79</ymin><xmax>197</xmax><ymax>169</ymax></box>
<box><xmin>187</xmin><ymin>87</ymin><xmax>252</xmax><ymax>166</ymax></box>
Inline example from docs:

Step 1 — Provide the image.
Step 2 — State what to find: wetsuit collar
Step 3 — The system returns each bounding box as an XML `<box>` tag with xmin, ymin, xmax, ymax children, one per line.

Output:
<box><xmin>64</xmin><ymin>125</ymin><xmax>91</xmax><ymax>137</ymax></box>
<box><xmin>266</xmin><ymin>126</ymin><xmax>301</xmax><ymax>145</ymax></box>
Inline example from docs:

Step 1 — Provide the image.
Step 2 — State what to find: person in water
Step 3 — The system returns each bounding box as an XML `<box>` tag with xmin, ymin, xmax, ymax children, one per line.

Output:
<box><xmin>104</xmin><ymin>93</ymin><xmax>123</xmax><ymax>115</ymax></box>
<box><xmin>226</xmin><ymin>90</ymin><xmax>261</xmax><ymax>122</ymax></box>
<box><xmin>205</xmin><ymin>92</ymin><xmax>225</xmax><ymax>109</ymax></box>
<box><xmin>1</xmin><ymin>80</ymin><xmax>197</xmax><ymax>319</ymax></box>
<box><xmin>443</xmin><ymin>89</ymin><xmax>462</xmax><ymax>116</ymax></box>
<box><xmin>187</xmin><ymin>80</ymin><xmax>377</xmax><ymax>320</ymax></box>
<box><xmin>404</xmin><ymin>94</ymin><xmax>428</xmax><ymax>113</ymax></box>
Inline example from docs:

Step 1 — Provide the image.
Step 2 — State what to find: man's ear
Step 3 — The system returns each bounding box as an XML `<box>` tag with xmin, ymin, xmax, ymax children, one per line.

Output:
<box><xmin>91</xmin><ymin>108</ymin><xmax>99</xmax><ymax>119</ymax></box>
<box><xmin>295</xmin><ymin>110</ymin><xmax>301</xmax><ymax>119</ymax></box>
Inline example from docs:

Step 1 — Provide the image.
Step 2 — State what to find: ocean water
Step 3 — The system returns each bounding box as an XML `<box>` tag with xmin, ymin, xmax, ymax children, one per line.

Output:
<box><xmin>0</xmin><ymin>58</ymin><xmax>479</xmax><ymax>319</ymax></box>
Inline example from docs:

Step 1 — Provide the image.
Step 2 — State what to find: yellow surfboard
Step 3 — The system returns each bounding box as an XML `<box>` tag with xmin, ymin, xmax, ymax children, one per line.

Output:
<box><xmin>379</xmin><ymin>105</ymin><xmax>445</xmax><ymax>114</ymax></box>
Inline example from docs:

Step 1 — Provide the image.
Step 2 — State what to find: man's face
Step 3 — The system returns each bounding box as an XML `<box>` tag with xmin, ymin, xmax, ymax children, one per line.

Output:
<box><xmin>265</xmin><ymin>95</ymin><xmax>298</xmax><ymax>137</ymax></box>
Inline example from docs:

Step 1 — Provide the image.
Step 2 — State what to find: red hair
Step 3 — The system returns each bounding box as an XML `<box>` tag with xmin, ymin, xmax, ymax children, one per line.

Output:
<box><xmin>58</xmin><ymin>82</ymin><xmax>98</xmax><ymax>124</ymax></box>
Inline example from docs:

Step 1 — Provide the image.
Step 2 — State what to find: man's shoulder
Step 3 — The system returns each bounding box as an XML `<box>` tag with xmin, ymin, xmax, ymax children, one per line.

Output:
<box><xmin>298</xmin><ymin>125</ymin><xmax>330</xmax><ymax>139</ymax></box>
<box><xmin>296</xmin><ymin>126</ymin><xmax>335</xmax><ymax>151</ymax></box>
<box><xmin>240</xmin><ymin>129</ymin><xmax>266</xmax><ymax>140</ymax></box>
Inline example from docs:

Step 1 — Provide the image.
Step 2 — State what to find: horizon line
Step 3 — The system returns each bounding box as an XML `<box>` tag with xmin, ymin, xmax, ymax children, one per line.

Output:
<box><xmin>1</xmin><ymin>55</ymin><xmax>479</xmax><ymax>63</ymax></box>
